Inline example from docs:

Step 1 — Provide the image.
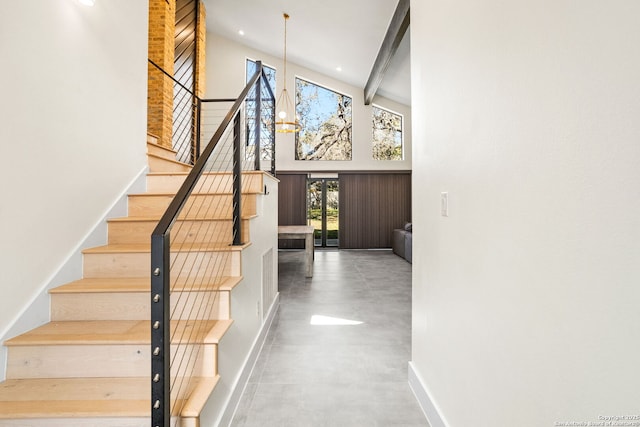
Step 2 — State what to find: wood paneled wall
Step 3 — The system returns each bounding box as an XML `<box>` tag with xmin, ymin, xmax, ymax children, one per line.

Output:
<box><xmin>276</xmin><ymin>173</ymin><xmax>307</xmax><ymax>249</ymax></box>
<box><xmin>339</xmin><ymin>172</ymin><xmax>411</xmax><ymax>249</ymax></box>
<box><xmin>277</xmin><ymin>171</ymin><xmax>412</xmax><ymax>249</ymax></box>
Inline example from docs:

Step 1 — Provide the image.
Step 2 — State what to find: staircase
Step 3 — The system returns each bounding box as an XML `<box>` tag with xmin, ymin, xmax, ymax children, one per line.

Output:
<box><xmin>0</xmin><ymin>134</ymin><xmax>263</xmax><ymax>426</ymax></box>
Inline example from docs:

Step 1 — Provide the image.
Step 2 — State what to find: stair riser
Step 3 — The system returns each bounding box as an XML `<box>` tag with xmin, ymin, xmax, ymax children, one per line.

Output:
<box><xmin>146</xmin><ymin>173</ymin><xmax>263</xmax><ymax>194</ymax></box>
<box><xmin>108</xmin><ymin>219</ymin><xmax>250</xmax><ymax>245</ymax></box>
<box><xmin>127</xmin><ymin>194</ymin><xmax>257</xmax><ymax>218</ymax></box>
<box><xmin>147</xmin><ymin>141</ymin><xmax>176</xmax><ymax>161</ymax></box>
<box><xmin>148</xmin><ymin>155</ymin><xmax>191</xmax><ymax>173</ymax></box>
<box><xmin>51</xmin><ymin>291</ymin><xmax>230</xmax><ymax>321</ymax></box>
<box><xmin>83</xmin><ymin>251</ymin><xmax>241</xmax><ymax>278</ymax></box>
<box><xmin>6</xmin><ymin>344</ymin><xmax>216</xmax><ymax>379</ymax></box>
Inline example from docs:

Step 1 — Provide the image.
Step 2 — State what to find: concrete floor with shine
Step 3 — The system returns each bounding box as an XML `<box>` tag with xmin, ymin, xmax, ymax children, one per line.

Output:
<box><xmin>230</xmin><ymin>249</ymin><xmax>429</xmax><ymax>427</ymax></box>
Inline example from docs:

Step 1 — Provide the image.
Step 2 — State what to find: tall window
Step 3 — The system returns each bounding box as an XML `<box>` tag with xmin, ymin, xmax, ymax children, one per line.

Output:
<box><xmin>372</xmin><ymin>105</ymin><xmax>403</xmax><ymax>160</ymax></box>
<box><xmin>246</xmin><ymin>59</ymin><xmax>276</xmax><ymax>162</ymax></box>
<box><xmin>246</xmin><ymin>59</ymin><xmax>276</xmax><ymax>94</ymax></box>
<box><xmin>295</xmin><ymin>78</ymin><xmax>352</xmax><ymax>161</ymax></box>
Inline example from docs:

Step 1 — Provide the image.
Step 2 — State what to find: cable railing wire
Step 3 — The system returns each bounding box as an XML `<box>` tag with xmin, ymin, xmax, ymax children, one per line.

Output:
<box><xmin>150</xmin><ymin>60</ymin><xmax>274</xmax><ymax>427</ymax></box>
<box><xmin>166</xmin><ymin>131</ymin><xmax>237</xmax><ymax>419</ymax></box>
<box><xmin>165</xmin><ymin>124</ymin><xmax>239</xmax><ymax>405</ymax></box>
<box><xmin>172</xmin><ymin>84</ymin><xmax>196</xmax><ymax>164</ymax></box>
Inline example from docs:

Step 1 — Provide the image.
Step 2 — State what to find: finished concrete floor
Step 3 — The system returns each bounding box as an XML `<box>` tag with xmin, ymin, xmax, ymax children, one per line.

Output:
<box><xmin>230</xmin><ymin>249</ymin><xmax>429</xmax><ymax>427</ymax></box>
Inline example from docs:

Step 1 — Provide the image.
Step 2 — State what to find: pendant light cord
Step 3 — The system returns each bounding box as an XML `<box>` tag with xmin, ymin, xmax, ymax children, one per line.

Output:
<box><xmin>283</xmin><ymin>13</ymin><xmax>289</xmax><ymax>91</ymax></box>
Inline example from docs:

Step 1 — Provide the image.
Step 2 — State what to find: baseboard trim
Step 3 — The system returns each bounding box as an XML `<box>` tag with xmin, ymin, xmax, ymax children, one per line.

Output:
<box><xmin>218</xmin><ymin>293</ymin><xmax>280</xmax><ymax>427</ymax></box>
<box><xmin>408</xmin><ymin>361</ymin><xmax>449</xmax><ymax>427</ymax></box>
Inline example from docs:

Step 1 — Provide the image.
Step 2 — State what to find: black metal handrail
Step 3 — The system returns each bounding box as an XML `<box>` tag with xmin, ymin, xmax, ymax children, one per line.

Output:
<box><xmin>149</xmin><ymin>58</ymin><xmax>195</xmax><ymax>97</ymax></box>
<box><xmin>148</xmin><ymin>58</ymin><xmax>200</xmax><ymax>164</ymax></box>
<box><xmin>149</xmin><ymin>61</ymin><xmax>274</xmax><ymax>426</ymax></box>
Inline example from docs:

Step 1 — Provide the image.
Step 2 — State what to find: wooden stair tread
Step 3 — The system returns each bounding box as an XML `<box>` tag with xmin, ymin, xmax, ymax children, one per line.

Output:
<box><xmin>128</xmin><ymin>190</ymin><xmax>262</xmax><ymax>197</ymax></box>
<box><xmin>146</xmin><ymin>170</ymin><xmax>265</xmax><ymax>177</ymax></box>
<box><xmin>0</xmin><ymin>376</ymin><xmax>219</xmax><ymax>419</ymax></box>
<box><xmin>145</xmin><ymin>170</ymin><xmax>266</xmax><ymax>194</ymax></box>
<box><xmin>146</xmin><ymin>152</ymin><xmax>191</xmax><ymax>167</ymax></box>
<box><xmin>131</xmin><ymin>190</ymin><xmax>258</xmax><ymax>195</ymax></box>
<box><xmin>4</xmin><ymin>319</ymin><xmax>233</xmax><ymax>346</ymax></box>
<box><xmin>180</xmin><ymin>376</ymin><xmax>220</xmax><ymax>418</ymax></box>
<box><xmin>147</xmin><ymin>132</ymin><xmax>160</xmax><ymax>142</ymax></box>
<box><xmin>108</xmin><ymin>215</ymin><xmax>257</xmax><ymax>223</ymax></box>
<box><xmin>147</xmin><ymin>140</ymin><xmax>176</xmax><ymax>155</ymax></box>
<box><xmin>83</xmin><ymin>243</ymin><xmax>250</xmax><ymax>254</ymax></box>
<box><xmin>50</xmin><ymin>276</ymin><xmax>242</xmax><ymax>294</ymax></box>
<box><xmin>128</xmin><ymin>191</ymin><xmax>262</xmax><ymax>196</ymax></box>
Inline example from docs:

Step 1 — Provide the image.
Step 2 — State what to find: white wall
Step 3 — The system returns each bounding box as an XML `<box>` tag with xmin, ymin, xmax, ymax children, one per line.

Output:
<box><xmin>205</xmin><ymin>33</ymin><xmax>412</xmax><ymax>172</ymax></box>
<box><xmin>0</xmin><ymin>0</ymin><xmax>148</xmax><ymax>346</ymax></box>
<box><xmin>199</xmin><ymin>173</ymin><xmax>280</xmax><ymax>427</ymax></box>
<box><xmin>410</xmin><ymin>1</ymin><xmax>640</xmax><ymax>426</ymax></box>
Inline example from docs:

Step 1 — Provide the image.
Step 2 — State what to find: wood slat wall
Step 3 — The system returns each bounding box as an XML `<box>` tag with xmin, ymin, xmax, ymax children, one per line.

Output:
<box><xmin>276</xmin><ymin>171</ymin><xmax>412</xmax><ymax>249</ymax></box>
<box><xmin>276</xmin><ymin>173</ymin><xmax>307</xmax><ymax>249</ymax></box>
<box><xmin>175</xmin><ymin>0</ymin><xmax>197</xmax><ymax>88</ymax></box>
<box><xmin>339</xmin><ymin>172</ymin><xmax>411</xmax><ymax>249</ymax></box>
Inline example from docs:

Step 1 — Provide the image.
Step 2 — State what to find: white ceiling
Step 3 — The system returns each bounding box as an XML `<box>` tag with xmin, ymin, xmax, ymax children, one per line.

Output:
<box><xmin>203</xmin><ymin>0</ymin><xmax>411</xmax><ymax>106</ymax></box>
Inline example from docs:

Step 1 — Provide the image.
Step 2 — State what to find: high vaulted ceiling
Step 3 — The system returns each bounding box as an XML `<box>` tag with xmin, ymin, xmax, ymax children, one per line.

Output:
<box><xmin>203</xmin><ymin>0</ymin><xmax>411</xmax><ymax>106</ymax></box>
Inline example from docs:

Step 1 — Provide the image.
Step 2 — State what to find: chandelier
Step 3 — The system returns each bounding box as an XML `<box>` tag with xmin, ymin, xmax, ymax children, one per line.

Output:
<box><xmin>275</xmin><ymin>13</ymin><xmax>301</xmax><ymax>133</ymax></box>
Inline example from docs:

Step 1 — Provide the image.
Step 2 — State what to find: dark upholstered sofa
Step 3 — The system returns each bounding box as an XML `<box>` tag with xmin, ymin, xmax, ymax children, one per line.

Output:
<box><xmin>392</xmin><ymin>223</ymin><xmax>412</xmax><ymax>263</ymax></box>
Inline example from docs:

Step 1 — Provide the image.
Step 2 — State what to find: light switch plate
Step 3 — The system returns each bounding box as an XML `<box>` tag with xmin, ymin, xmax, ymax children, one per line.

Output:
<box><xmin>441</xmin><ymin>192</ymin><xmax>448</xmax><ymax>217</ymax></box>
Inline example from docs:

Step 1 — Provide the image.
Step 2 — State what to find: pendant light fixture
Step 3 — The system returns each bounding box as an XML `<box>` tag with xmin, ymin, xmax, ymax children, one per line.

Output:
<box><xmin>275</xmin><ymin>13</ymin><xmax>302</xmax><ymax>133</ymax></box>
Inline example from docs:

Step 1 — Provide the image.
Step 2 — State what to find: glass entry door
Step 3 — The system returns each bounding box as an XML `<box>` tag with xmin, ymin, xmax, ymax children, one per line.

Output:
<box><xmin>307</xmin><ymin>178</ymin><xmax>339</xmax><ymax>247</ymax></box>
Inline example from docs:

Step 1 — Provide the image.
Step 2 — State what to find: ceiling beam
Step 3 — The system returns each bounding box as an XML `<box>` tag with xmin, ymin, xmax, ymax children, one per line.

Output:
<box><xmin>363</xmin><ymin>0</ymin><xmax>410</xmax><ymax>105</ymax></box>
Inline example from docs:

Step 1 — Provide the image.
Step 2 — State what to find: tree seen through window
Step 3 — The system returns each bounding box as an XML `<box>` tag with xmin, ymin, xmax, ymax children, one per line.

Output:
<box><xmin>372</xmin><ymin>105</ymin><xmax>403</xmax><ymax>160</ymax></box>
<box><xmin>295</xmin><ymin>78</ymin><xmax>352</xmax><ymax>161</ymax></box>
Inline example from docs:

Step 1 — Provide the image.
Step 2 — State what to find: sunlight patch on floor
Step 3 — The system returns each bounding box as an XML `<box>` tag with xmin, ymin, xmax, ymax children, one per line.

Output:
<box><xmin>310</xmin><ymin>315</ymin><xmax>364</xmax><ymax>326</ymax></box>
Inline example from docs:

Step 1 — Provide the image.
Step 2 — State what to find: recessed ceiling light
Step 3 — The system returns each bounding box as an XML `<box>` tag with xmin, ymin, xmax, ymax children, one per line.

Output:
<box><xmin>238</xmin><ymin>30</ymin><xmax>245</xmax><ymax>36</ymax></box>
<box><xmin>336</xmin><ymin>66</ymin><xmax>342</xmax><ymax>72</ymax></box>
<box><xmin>78</xmin><ymin>0</ymin><xmax>95</xmax><ymax>5</ymax></box>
